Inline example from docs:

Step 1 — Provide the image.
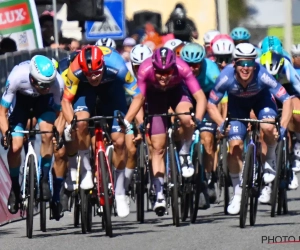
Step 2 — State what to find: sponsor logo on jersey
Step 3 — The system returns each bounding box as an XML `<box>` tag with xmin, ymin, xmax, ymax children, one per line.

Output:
<box><xmin>276</xmin><ymin>86</ymin><xmax>287</xmax><ymax>98</ymax></box>
<box><xmin>106</xmin><ymin>66</ymin><xmax>118</xmax><ymax>74</ymax></box>
<box><xmin>99</xmin><ymin>46</ymin><xmax>112</xmax><ymax>56</ymax></box>
<box><xmin>261</xmin><ymin>73</ymin><xmax>277</xmax><ymax>88</ymax></box>
<box><xmin>125</xmin><ymin>71</ymin><xmax>135</xmax><ymax>83</ymax></box>
<box><xmin>209</xmin><ymin>90</ymin><xmax>219</xmax><ymax>101</ymax></box>
<box><xmin>214</xmin><ymin>75</ymin><xmax>228</xmax><ymax>91</ymax></box>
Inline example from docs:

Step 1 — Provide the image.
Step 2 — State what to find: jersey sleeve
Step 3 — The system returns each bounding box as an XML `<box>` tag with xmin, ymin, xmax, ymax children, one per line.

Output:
<box><xmin>220</xmin><ymin>92</ymin><xmax>228</xmax><ymax>104</ymax></box>
<box><xmin>62</xmin><ymin>57</ymin><xmax>81</xmax><ymax>102</ymax></box>
<box><xmin>0</xmin><ymin>67</ymin><xmax>19</xmax><ymax>108</ymax></box>
<box><xmin>136</xmin><ymin>62</ymin><xmax>148</xmax><ymax>97</ymax></box>
<box><xmin>116</xmin><ymin>59</ymin><xmax>140</xmax><ymax>97</ymax></box>
<box><xmin>208</xmin><ymin>74</ymin><xmax>228</xmax><ymax>105</ymax></box>
<box><xmin>206</xmin><ymin>61</ymin><xmax>220</xmax><ymax>84</ymax></box>
<box><xmin>50</xmin><ymin>73</ymin><xmax>64</xmax><ymax>111</ymax></box>
<box><xmin>259</xmin><ymin>70</ymin><xmax>290</xmax><ymax>103</ymax></box>
<box><xmin>283</xmin><ymin>59</ymin><xmax>300</xmax><ymax>94</ymax></box>
<box><xmin>181</xmin><ymin>67</ymin><xmax>201</xmax><ymax>95</ymax></box>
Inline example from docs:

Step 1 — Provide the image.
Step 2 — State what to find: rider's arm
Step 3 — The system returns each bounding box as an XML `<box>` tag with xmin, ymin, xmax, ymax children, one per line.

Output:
<box><xmin>283</xmin><ymin>59</ymin><xmax>300</xmax><ymax>94</ymax></box>
<box><xmin>220</xmin><ymin>92</ymin><xmax>228</xmax><ymax>119</ymax></box>
<box><xmin>192</xmin><ymin>89</ymin><xmax>207</xmax><ymax>121</ymax></box>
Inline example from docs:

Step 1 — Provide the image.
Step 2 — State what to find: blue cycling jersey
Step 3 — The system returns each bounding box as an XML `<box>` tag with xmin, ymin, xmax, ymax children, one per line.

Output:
<box><xmin>208</xmin><ymin>63</ymin><xmax>290</xmax><ymax>105</ymax></box>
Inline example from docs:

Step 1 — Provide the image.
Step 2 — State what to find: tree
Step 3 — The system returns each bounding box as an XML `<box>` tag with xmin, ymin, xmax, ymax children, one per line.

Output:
<box><xmin>228</xmin><ymin>0</ymin><xmax>249</xmax><ymax>29</ymax></box>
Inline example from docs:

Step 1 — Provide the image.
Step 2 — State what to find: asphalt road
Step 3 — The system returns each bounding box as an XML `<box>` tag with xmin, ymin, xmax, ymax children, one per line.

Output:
<box><xmin>1</xmin><ymin>187</ymin><xmax>300</xmax><ymax>250</ymax></box>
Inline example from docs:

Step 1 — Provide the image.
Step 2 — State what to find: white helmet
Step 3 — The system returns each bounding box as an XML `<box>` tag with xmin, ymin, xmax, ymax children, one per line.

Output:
<box><xmin>291</xmin><ymin>44</ymin><xmax>300</xmax><ymax>56</ymax></box>
<box><xmin>203</xmin><ymin>30</ymin><xmax>221</xmax><ymax>44</ymax></box>
<box><xmin>130</xmin><ymin>44</ymin><xmax>153</xmax><ymax>65</ymax></box>
<box><xmin>95</xmin><ymin>38</ymin><xmax>116</xmax><ymax>49</ymax></box>
<box><xmin>30</xmin><ymin>55</ymin><xmax>56</xmax><ymax>88</ymax></box>
<box><xmin>212</xmin><ymin>39</ymin><xmax>235</xmax><ymax>55</ymax></box>
<box><xmin>233</xmin><ymin>43</ymin><xmax>257</xmax><ymax>59</ymax></box>
<box><xmin>164</xmin><ymin>39</ymin><xmax>183</xmax><ymax>51</ymax></box>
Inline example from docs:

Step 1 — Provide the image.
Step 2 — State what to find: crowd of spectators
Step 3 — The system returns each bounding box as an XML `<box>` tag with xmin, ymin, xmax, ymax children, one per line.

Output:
<box><xmin>0</xmin><ymin>2</ymin><xmax>197</xmax><ymax>57</ymax></box>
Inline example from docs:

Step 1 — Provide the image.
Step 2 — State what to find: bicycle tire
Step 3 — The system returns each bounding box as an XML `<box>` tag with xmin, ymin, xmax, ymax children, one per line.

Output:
<box><xmin>190</xmin><ymin>142</ymin><xmax>202</xmax><ymax>223</ymax></box>
<box><xmin>250</xmin><ymin>142</ymin><xmax>262</xmax><ymax>226</ymax></box>
<box><xmin>169</xmin><ymin>145</ymin><xmax>180</xmax><ymax>227</ymax></box>
<box><xmin>80</xmin><ymin>188</ymin><xmax>89</xmax><ymax>234</ymax></box>
<box><xmin>26</xmin><ymin>155</ymin><xmax>36</xmax><ymax>238</ymax></box>
<box><xmin>73</xmin><ymin>194</ymin><xmax>80</xmax><ymax>227</ymax></box>
<box><xmin>222</xmin><ymin>139</ymin><xmax>230</xmax><ymax>215</ymax></box>
<box><xmin>240</xmin><ymin>144</ymin><xmax>254</xmax><ymax>228</ymax></box>
<box><xmin>99</xmin><ymin>151</ymin><xmax>113</xmax><ymax>237</ymax></box>
<box><xmin>136</xmin><ymin>143</ymin><xmax>145</xmax><ymax>223</ymax></box>
<box><xmin>271</xmin><ymin>140</ymin><xmax>283</xmax><ymax>217</ymax></box>
<box><xmin>40</xmin><ymin>201</ymin><xmax>46</xmax><ymax>232</ymax></box>
<box><xmin>180</xmin><ymin>180</ymin><xmax>190</xmax><ymax>222</ymax></box>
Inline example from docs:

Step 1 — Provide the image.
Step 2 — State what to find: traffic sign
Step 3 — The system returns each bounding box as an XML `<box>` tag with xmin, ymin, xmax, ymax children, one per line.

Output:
<box><xmin>85</xmin><ymin>0</ymin><xmax>126</xmax><ymax>40</ymax></box>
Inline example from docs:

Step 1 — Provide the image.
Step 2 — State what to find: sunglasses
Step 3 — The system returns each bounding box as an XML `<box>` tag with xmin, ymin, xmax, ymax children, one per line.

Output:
<box><xmin>84</xmin><ymin>69</ymin><xmax>103</xmax><ymax>77</ymax></box>
<box><xmin>31</xmin><ymin>77</ymin><xmax>54</xmax><ymax>89</ymax></box>
<box><xmin>188</xmin><ymin>62</ymin><xmax>201</xmax><ymax>69</ymax></box>
<box><xmin>133</xmin><ymin>64</ymin><xmax>140</xmax><ymax>74</ymax></box>
<box><xmin>235</xmin><ymin>60</ymin><xmax>256</xmax><ymax>67</ymax></box>
<box><xmin>215</xmin><ymin>56</ymin><xmax>232</xmax><ymax>64</ymax></box>
<box><xmin>155</xmin><ymin>68</ymin><xmax>174</xmax><ymax>76</ymax></box>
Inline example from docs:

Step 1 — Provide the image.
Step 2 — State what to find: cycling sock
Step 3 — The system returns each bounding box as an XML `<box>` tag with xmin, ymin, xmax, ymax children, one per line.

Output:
<box><xmin>115</xmin><ymin>169</ymin><xmax>125</xmax><ymax>195</ymax></box>
<box><xmin>179</xmin><ymin>138</ymin><xmax>193</xmax><ymax>155</ymax></box>
<box><xmin>295</xmin><ymin>132</ymin><xmax>300</xmax><ymax>142</ymax></box>
<box><xmin>78</xmin><ymin>149</ymin><xmax>91</xmax><ymax>171</ymax></box>
<box><xmin>53</xmin><ymin>177</ymin><xmax>64</xmax><ymax>202</ymax></box>
<box><xmin>9</xmin><ymin>167</ymin><xmax>20</xmax><ymax>178</ymax></box>
<box><xmin>41</xmin><ymin>157</ymin><xmax>52</xmax><ymax>180</ymax></box>
<box><xmin>230</xmin><ymin>172</ymin><xmax>241</xmax><ymax>196</ymax></box>
<box><xmin>124</xmin><ymin>168</ymin><xmax>134</xmax><ymax>192</ymax></box>
<box><xmin>153</xmin><ymin>177</ymin><xmax>164</xmax><ymax>199</ymax></box>
<box><xmin>265</xmin><ymin>143</ymin><xmax>277</xmax><ymax>162</ymax></box>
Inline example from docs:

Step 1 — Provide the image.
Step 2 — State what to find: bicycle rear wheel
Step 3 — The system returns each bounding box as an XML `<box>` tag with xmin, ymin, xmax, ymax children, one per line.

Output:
<box><xmin>26</xmin><ymin>155</ymin><xmax>36</xmax><ymax>238</ymax></box>
<box><xmin>190</xmin><ymin>142</ymin><xmax>202</xmax><ymax>223</ymax></box>
<box><xmin>240</xmin><ymin>144</ymin><xmax>254</xmax><ymax>228</ymax></box>
<box><xmin>221</xmin><ymin>139</ymin><xmax>230</xmax><ymax>215</ymax></box>
<box><xmin>80</xmin><ymin>188</ymin><xmax>92</xmax><ymax>234</ymax></box>
<box><xmin>169</xmin><ymin>145</ymin><xmax>180</xmax><ymax>227</ymax></box>
<box><xmin>99</xmin><ymin>151</ymin><xmax>113</xmax><ymax>237</ymax></box>
<box><xmin>180</xmin><ymin>180</ymin><xmax>190</xmax><ymax>222</ymax></box>
<box><xmin>271</xmin><ymin>140</ymin><xmax>283</xmax><ymax>217</ymax></box>
<box><xmin>40</xmin><ymin>201</ymin><xmax>46</xmax><ymax>232</ymax></box>
<box><xmin>136</xmin><ymin>143</ymin><xmax>145</xmax><ymax>223</ymax></box>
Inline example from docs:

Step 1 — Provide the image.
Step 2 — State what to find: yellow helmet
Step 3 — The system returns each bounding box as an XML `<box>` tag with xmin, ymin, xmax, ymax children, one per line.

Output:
<box><xmin>260</xmin><ymin>51</ymin><xmax>284</xmax><ymax>77</ymax></box>
<box><xmin>51</xmin><ymin>58</ymin><xmax>59</xmax><ymax>69</ymax></box>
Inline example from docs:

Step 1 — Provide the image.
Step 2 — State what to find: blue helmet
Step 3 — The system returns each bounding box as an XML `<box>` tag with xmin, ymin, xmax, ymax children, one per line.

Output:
<box><xmin>261</xmin><ymin>36</ymin><xmax>283</xmax><ymax>55</ymax></box>
<box><xmin>230</xmin><ymin>27</ymin><xmax>251</xmax><ymax>41</ymax></box>
<box><xmin>29</xmin><ymin>55</ymin><xmax>56</xmax><ymax>88</ymax></box>
<box><xmin>180</xmin><ymin>43</ymin><xmax>206</xmax><ymax>63</ymax></box>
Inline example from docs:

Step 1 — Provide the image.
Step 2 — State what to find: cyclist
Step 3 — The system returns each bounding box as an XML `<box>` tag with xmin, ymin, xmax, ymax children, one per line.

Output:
<box><xmin>128</xmin><ymin>47</ymin><xmax>207</xmax><ymax>215</ymax></box>
<box><xmin>291</xmin><ymin>44</ymin><xmax>300</xmax><ymax>76</ymax></box>
<box><xmin>203</xmin><ymin>29</ymin><xmax>221</xmax><ymax>60</ymax></box>
<box><xmin>260</xmin><ymin>51</ymin><xmax>300</xmax><ymax>193</ymax></box>
<box><xmin>0</xmin><ymin>55</ymin><xmax>64</xmax><ymax>214</ymax></box>
<box><xmin>61</xmin><ymin>45</ymin><xmax>142</xmax><ymax>218</ymax></box>
<box><xmin>95</xmin><ymin>37</ymin><xmax>117</xmax><ymax>49</ymax></box>
<box><xmin>164</xmin><ymin>38</ymin><xmax>185</xmax><ymax>57</ymax></box>
<box><xmin>180</xmin><ymin>43</ymin><xmax>223</xmax><ymax>207</ymax></box>
<box><xmin>260</xmin><ymin>35</ymin><xmax>292</xmax><ymax>62</ymax></box>
<box><xmin>207</xmin><ymin>43</ymin><xmax>292</xmax><ymax>215</ymax></box>
<box><xmin>211</xmin><ymin>36</ymin><xmax>235</xmax><ymax>70</ymax></box>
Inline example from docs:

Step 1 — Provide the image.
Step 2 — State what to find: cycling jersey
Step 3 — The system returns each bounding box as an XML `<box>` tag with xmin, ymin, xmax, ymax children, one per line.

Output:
<box><xmin>137</xmin><ymin>57</ymin><xmax>201</xmax><ymax>97</ymax></box>
<box><xmin>256</xmin><ymin>57</ymin><xmax>300</xmax><ymax>94</ymax></box>
<box><xmin>1</xmin><ymin>60</ymin><xmax>64</xmax><ymax>111</ymax></box>
<box><xmin>62</xmin><ymin>46</ymin><xmax>140</xmax><ymax>103</ymax></box>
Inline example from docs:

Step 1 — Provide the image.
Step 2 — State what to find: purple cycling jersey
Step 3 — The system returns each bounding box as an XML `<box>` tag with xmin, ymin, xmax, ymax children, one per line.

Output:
<box><xmin>137</xmin><ymin>57</ymin><xmax>201</xmax><ymax>96</ymax></box>
<box><xmin>208</xmin><ymin>63</ymin><xmax>290</xmax><ymax>105</ymax></box>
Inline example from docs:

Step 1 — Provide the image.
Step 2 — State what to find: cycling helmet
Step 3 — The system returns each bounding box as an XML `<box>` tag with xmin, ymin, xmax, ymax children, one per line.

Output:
<box><xmin>78</xmin><ymin>45</ymin><xmax>104</xmax><ymax>74</ymax></box>
<box><xmin>180</xmin><ymin>43</ymin><xmax>206</xmax><ymax>63</ymax></box>
<box><xmin>232</xmin><ymin>43</ymin><xmax>257</xmax><ymax>59</ymax></box>
<box><xmin>230</xmin><ymin>27</ymin><xmax>251</xmax><ymax>41</ymax></box>
<box><xmin>51</xmin><ymin>58</ymin><xmax>59</xmax><ymax>69</ymax></box>
<box><xmin>261</xmin><ymin>36</ymin><xmax>283</xmax><ymax>55</ymax></box>
<box><xmin>130</xmin><ymin>44</ymin><xmax>153</xmax><ymax>65</ymax></box>
<box><xmin>212</xmin><ymin>38</ymin><xmax>235</xmax><ymax>55</ymax></box>
<box><xmin>260</xmin><ymin>51</ymin><xmax>284</xmax><ymax>76</ymax></box>
<box><xmin>95</xmin><ymin>38</ymin><xmax>116</xmax><ymax>49</ymax></box>
<box><xmin>152</xmin><ymin>47</ymin><xmax>176</xmax><ymax>70</ymax></box>
<box><xmin>210</xmin><ymin>34</ymin><xmax>234</xmax><ymax>48</ymax></box>
<box><xmin>164</xmin><ymin>39</ymin><xmax>184</xmax><ymax>56</ymax></box>
<box><xmin>30</xmin><ymin>55</ymin><xmax>56</xmax><ymax>88</ymax></box>
<box><xmin>291</xmin><ymin>44</ymin><xmax>300</xmax><ymax>56</ymax></box>
<box><xmin>203</xmin><ymin>30</ymin><xmax>221</xmax><ymax>44</ymax></box>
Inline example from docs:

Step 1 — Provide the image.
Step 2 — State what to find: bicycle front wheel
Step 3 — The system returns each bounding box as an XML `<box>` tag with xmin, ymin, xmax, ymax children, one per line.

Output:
<box><xmin>80</xmin><ymin>188</ymin><xmax>92</xmax><ymax>234</ymax></box>
<box><xmin>99</xmin><ymin>151</ymin><xmax>113</xmax><ymax>237</ymax></box>
<box><xmin>40</xmin><ymin>201</ymin><xmax>46</xmax><ymax>232</ymax></box>
<box><xmin>136</xmin><ymin>143</ymin><xmax>145</xmax><ymax>223</ymax></box>
<box><xmin>239</xmin><ymin>144</ymin><xmax>254</xmax><ymax>228</ymax></box>
<box><xmin>26</xmin><ymin>155</ymin><xmax>36</xmax><ymax>238</ymax></box>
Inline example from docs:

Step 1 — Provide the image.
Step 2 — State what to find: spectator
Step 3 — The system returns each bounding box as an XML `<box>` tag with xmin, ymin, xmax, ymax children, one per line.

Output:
<box><xmin>165</xmin><ymin>3</ymin><xmax>198</xmax><ymax>42</ymax></box>
<box><xmin>69</xmin><ymin>38</ymin><xmax>81</xmax><ymax>51</ymax></box>
<box><xmin>0</xmin><ymin>37</ymin><xmax>17</xmax><ymax>54</ymax></box>
<box><xmin>141</xmin><ymin>22</ymin><xmax>162</xmax><ymax>51</ymax></box>
<box><xmin>39</xmin><ymin>14</ymin><xmax>54</xmax><ymax>47</ymax></box>
<box><xmin>121</xmin><ymin>37</ymin><xmax>136</xmax><ymax>62</ymax></box>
